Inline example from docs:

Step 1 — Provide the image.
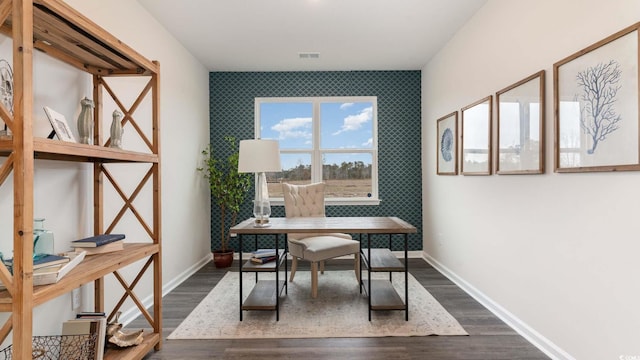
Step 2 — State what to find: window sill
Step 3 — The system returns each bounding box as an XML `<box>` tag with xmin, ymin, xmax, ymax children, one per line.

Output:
<box><xmin>270</xmin><ymin>198</ymin><xmax>381</xmax><ymax>206</ymax></box>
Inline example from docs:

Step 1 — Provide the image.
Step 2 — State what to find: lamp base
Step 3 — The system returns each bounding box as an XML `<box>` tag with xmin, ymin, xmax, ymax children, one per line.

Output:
<box><xmin>252</xmin><ymin>219</ymin><xmax>271</xmax><ymax>228</ymax></box>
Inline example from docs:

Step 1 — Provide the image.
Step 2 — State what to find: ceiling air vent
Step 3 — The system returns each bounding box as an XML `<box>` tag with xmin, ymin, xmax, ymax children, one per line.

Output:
<box><xmin>298</xmin><ymin>52</ymin><xmax>320</xmax><ymax>59</ymax></box>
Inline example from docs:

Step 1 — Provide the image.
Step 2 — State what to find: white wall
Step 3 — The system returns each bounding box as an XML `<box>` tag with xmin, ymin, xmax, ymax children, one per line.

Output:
<box><xmin>422</xmin><ymin>1</ymin><xmax>640</xmax><ymax>359</ymax></box>
<box><xmin>0</xmin><ymin>0</ymin><xmax>211</xmax><ymax>341</ymax></box>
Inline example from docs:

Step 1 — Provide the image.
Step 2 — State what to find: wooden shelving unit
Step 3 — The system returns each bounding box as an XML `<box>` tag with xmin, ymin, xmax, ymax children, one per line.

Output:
<box><xmin>0</xmin><ymin>1</ymin><xmax>161</xmax><ymax>359</ymax></box>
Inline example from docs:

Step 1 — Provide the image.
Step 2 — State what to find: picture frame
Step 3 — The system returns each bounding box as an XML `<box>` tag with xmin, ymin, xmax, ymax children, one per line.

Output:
<box><xmin>43</xmin><ymin>106</ymin><xmax>76</xmax><ymax>142</ymax></box>
<box><xmin>554</xmin><ymin>22</ymin><xmax>640</xmax><ymax>172</ymax></box>
<box><xmin>436</xmin><ymin>111</ymin><xmax>458</xmax><ymax>175</ymax></box>
<box><xmin>496</xmin><ymin>70</ymin><xmax>545</xmax><ymax>174</ymax></box>
<box><xmin>461</xmin><ymin>96</ymin><xmax>492</xmax><ymax>175</ymax></box>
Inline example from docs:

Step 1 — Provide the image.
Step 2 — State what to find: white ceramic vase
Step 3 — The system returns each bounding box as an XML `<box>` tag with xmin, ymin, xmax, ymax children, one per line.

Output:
<box><xmin>110</xmin><ymin>109</ymin><xmax>124</xmax><ymax>149</ymax></box>
<box><xmin>77</xmin><ymin>97</ymin><xmax>94</xmax><ymax>144</ymax></box>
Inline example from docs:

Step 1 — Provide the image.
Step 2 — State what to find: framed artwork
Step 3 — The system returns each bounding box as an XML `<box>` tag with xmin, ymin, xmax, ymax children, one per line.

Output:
<box><xmin>44</xmin><ymin>106</ymin><xmax>76</xmax><ymax>142</ymax></box>
<box><xmin>496</xmin><ymin>70</ymin><xmax>546</xmax><ymax>174</ymax></box>
<box><xmin>461</xmin><ymin>96</ymin><xmax>492</xmax><ymax>175</ymax></box>
<box><xmin>554</xmin><ymin>22</ymin><xmax>640</xmax><ymax>172</ymax></box>
<box><xmin>436</xmin><ymin>111</ymin><xmax>458</xmax><ymax>175</ymax></box>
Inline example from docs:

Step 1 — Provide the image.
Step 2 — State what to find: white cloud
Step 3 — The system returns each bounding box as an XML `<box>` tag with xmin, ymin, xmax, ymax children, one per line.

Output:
<box><xmin>362</xmin><ymin>138</ymin><xmax>373</xmax><ymax>147</ymax></box>
<box><xmin>271</xmin><ymin>117</ymin><xmax>312</xmax><ymax>140</ymax></box>
<box><xmin>339</xmin><ymin>102</ymin><xmax>354</xmax><ymax>110</ymax></box>
<box><xmin>332</xmin><ymin>106</ymin><xmax>372</xmax><ymax>135</ymax></box>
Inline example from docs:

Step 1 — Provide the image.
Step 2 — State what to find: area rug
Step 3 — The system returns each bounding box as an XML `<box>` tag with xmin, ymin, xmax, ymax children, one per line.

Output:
<box><xmin>168</xmin><ymin>270</ymin><xmax>467</xmax><ymax>339</ymax></box>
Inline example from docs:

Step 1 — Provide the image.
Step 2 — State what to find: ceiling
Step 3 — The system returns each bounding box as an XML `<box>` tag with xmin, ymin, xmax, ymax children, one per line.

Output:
<box><xmin>137</xmin><ymin>0</ymin><xmax>487</xmax><ymax>72</ymax></box>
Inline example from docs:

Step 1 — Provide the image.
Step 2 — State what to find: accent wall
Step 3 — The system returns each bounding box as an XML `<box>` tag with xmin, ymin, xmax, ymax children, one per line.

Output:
<box><xmin>209</xmin><ymin>71</ymin><xmax>422</xmax><ymax>251</ymax></box>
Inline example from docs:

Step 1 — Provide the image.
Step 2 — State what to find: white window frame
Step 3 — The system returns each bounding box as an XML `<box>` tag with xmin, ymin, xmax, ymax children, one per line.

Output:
<box><xmin>255</xmin><ymin>96</ymin><xmax>379</xmax><ymax>206</ymax></box>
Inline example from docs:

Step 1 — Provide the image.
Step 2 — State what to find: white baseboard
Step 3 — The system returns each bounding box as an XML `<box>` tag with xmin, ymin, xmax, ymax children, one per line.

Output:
<box><xmin>118</xmin><ymin>253</ymin><xmax>212</xmax><ymax>326</ymax></box>
<box><xmin>422</xmin><ymin>252</ymin><xmax>575</xmax><ymax>360</ymax></box>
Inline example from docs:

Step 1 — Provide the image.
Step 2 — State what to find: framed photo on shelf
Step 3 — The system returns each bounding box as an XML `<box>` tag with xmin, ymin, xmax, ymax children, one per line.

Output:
<box><xmin>44</xmin><ymin>106</ymin><xmax>76</xmax><ymax>142</ymax></box>
<box><xmin>436</xmin><ymin>111</ymin><xmax>458</xmax><ymax>175</ymax></box>
<box><xmin>496</xmin><ymin>70</ymin><xmax>545</xmax><ymax>175</ymax></box>
<box><xmin>461</xmin><ymin>96</ymin><xmax>492</xmax><ymax>175</ymax></box>
<box><xmin>554</xmin><ymin>22</ymin><xmax>640</xmax><ymax>172</ymax></box>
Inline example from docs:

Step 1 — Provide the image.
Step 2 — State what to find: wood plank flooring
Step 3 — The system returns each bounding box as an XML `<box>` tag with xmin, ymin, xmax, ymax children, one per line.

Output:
<box><xmin>130</xmin><ymin>258</ymin><xmax>549</xmax><ymax>360</ymax></box>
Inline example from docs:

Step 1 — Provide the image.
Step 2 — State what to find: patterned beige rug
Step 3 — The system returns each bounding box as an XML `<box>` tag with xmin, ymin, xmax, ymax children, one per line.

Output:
<box><xmin>168</xmin><ymin>270</ymin><xmax>467</xmax><ymax>339</ymax></box>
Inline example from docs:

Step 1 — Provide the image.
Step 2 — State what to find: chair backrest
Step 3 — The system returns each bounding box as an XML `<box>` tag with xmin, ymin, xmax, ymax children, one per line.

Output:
<box><xmin>282</xmin><ymin>182</ymin><xmax>326</xmax><ymax>218</ymax></box>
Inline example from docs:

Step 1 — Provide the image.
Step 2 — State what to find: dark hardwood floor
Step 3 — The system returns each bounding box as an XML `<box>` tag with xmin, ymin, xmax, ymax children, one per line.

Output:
<box><xmin>130</xmin><ymin>258</ymin><xmax>549</xmax><ymax>360</ymax></box>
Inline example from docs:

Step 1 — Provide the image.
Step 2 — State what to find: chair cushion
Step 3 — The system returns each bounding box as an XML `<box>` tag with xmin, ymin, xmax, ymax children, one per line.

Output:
<box><xmin>295</xmin><ymin>236</ymin><xmax>360</xmax><ymax>262</ymax></box>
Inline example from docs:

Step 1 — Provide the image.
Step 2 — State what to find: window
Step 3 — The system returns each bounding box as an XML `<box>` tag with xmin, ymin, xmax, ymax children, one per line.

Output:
<box><xmin>256</xmin><ymin>96</ymin><xmax>378</xmax><ymax>205</ymax></box>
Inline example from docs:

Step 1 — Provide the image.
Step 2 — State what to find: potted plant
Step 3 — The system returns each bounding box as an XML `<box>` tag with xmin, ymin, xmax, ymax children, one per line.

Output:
<box><xmin>198</xmin><ymin>136</ymin><xmax>252</xmax><ymax>268</ymax></box>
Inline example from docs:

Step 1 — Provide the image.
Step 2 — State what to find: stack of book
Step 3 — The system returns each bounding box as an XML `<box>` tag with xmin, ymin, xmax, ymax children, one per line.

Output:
<box><xmin>250</xmin><ymin>249</ymin><xmax>278</xmax><ymax>264</ymax></box>
<box><xmin>62</xmin><ymin>311</ymin><xmax>107</xmax><ymax>360</ymax></box>
<box><xmin>1</xmin><ymin>252</ymin><xmax>86</xmax><ymax>287</ymax></box>
<box><xmin>72</xmin><ymin>234</ymin><xmax>125</xmax><ymax>255</ymax></box>
<box><xmin>33</xmin><ymin>251</ymin><xmax>86</xmax><ymax>286</ymax></box>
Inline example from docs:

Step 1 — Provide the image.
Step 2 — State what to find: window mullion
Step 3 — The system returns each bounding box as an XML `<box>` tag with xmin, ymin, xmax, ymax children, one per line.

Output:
<box><xmin>312</xmin><ymin>101</ymin><xmax>322</xmax><ymax>183</ymax></box>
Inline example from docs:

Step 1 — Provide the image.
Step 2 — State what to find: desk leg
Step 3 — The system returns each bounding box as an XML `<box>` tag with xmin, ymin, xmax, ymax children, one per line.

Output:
<box><xmin>405</xmin><ymin>233</ymin><xmax>409</xmax><ymax>321</ymax></box>
<box><xmin>358</xmin><ymin>233</ymin><xmax>363</xmax><ymax>294</ymax></box>
<box><xmin>275</xmin><ymin>234</ymin><xmax>279</xmax><ymax>321</ymax></box>
<box><xmin>367</xmin><ymin>234</ymin><xmax>371</xmax><ymax>322</ymax></box>
<box><xmin>239</xmin><ymin>234</ymin><xmax>243</xmax><ymax>321</ymax></box>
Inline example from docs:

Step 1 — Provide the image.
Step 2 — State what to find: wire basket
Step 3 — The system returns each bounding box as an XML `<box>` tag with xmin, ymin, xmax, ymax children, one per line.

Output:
<box><xmin>0</xmin><ymin>333</ymin><xmax>97</xmax><ymax>360</ymax></box>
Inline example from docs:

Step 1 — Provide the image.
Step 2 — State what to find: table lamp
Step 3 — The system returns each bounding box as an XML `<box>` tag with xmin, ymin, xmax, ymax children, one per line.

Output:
<box><xmin>238</xmin><ymin>139</ymin><xmax>282</xmax><ymax>227</ymax></box>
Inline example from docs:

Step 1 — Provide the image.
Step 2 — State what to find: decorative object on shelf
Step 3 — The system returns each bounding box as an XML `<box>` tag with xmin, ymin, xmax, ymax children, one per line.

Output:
<box><xmin>110</xmin><ymin>109</ymin><xmax>124</xmax><ymax>149</ymax></box>
<box><xmin>461</xmin><ymin>96</ymin><xmax>492</xmax><ymax>175</ymax></box>
<box><xmin>33</xmin><ymin>218</ymin><xmax>55</xmax><ymax>259</ymax></box>
<box><xmin>43</xmin><ymin>106</ymin><xmax>76</xmax><ymax>142</ymax></box>
<box><xmin>554</xmin><ymin>22</ymin><xmax>640</xmax><ymax>173</ymax></box>
<box><xmin>496</xmin><ymin>70</ymin><xmax>546</xmax><ymax>175</ymax></box>
<box><xmin>436</xmin><ymin>111</ymin><xmax>458</xmax><ymax>175</ymax></box>
<box><xmin>105</xmin><ymin>312</ymin><xmax>123</xmax><ymax>338</ymax></box>
<box><xmin>0</xmin><ymin>58</ymin><xmax>13</xmax><ymax>138</ymax></box>
<box><xmin>76</xmin><ymin>97</ymin><xmax>94</xmax><ymax>144</ymax></box>
<box><xmin>108</xmin><ymin>329</ymin><xmax>144</xmax><ymax>348</ymax></box>
<box><xmin>238</xmin><ymin>139</ymin><xmax>282</xmax><ymax>227</ymax></box>
<box><xmin>197</xmin><ymin>136</ymin><xmax>252</xmax><ymax>268</ymax></box>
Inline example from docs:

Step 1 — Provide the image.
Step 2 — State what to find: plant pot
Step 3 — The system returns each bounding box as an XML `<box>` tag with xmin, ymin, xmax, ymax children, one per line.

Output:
<box><xmin>212</xmin><ymin>250</ymin><xmax>234</xmax><ymax>268</ymax></box>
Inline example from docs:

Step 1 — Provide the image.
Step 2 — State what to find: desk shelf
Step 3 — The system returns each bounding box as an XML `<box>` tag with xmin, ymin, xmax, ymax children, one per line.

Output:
<box><xmin>360</xmin><ymin>237</ymin><xmax>409</xmax><ymax>321</ymax></box>
<box><xmin>361</xmin><ymin>248</ymin><xmax>404</xmax><ymax>272</ymax></box>
<box><xmin>238</xmin><ymin>237</ymin><xmax>287</xmax><ymax>321</ymax></box>
<box><xmin>242</xmin><ymin>280</ymin><xmax>286</xmax><ymax>311</ymax></box>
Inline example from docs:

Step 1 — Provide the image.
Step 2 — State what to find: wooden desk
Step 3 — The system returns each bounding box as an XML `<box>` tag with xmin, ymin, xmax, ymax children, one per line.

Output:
<box><xmin>230</xmin><ymin>217</ymin><xmax>417</xmax><ymax>320</ymax></box>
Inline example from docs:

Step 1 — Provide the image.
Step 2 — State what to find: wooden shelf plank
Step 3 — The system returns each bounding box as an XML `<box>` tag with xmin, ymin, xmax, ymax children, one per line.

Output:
<box><xmin>361</xmin><ymin>248</ymin><xmax>404</xmax><ymax>271</ymax></box>
<box><xmin>369</xmin><ymin>280</ymin><xmax>405</xmax><ymax>310</ymax></box>
<box><xmin>0</xmin><ymin>243</ymin><xmax>159</xmax><ymax>311</ymax></box>
<box><xmin>242</xmin><ymin>280</ymin><xmax>285</xmax><ymax>310</ymax></box>
<box><xmin>103</xmin><ymin>332</ymin><xmax>160</xmax><ymax>360</ymax></box>
<box><xmin>0</xmin><ymin>138</ymin><xmax>158</xmax><ymax>163</ymax></box>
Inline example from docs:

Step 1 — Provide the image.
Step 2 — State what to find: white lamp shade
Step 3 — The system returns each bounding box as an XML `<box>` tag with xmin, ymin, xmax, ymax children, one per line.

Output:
<box><xmin>238</xmin><ymin>139</ymin><xmax>282</xmax><ymax>173</ymax></box>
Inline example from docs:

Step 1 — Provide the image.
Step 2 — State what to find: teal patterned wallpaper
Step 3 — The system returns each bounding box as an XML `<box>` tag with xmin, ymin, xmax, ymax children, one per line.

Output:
<box><xmin>209</xmin><ymin>71</ymin><xmax>422</xmax><ymax>251</ymax></box>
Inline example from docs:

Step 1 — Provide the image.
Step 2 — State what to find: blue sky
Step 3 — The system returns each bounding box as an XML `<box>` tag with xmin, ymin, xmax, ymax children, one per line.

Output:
<box><xmin>259</xmin><ymin>101</ymin><xmax>374</xmax><ymax>170</ymax></box>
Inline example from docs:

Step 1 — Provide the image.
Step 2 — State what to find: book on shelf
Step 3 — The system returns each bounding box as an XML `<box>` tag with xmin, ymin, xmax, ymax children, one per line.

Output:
<box><xmin>250</xmin><ymin>255</ymin><xmax>277</xmax><ymax>264</ymax></box>
<box><xmin>3</xmin><ymin>253</ymin><xmax>70</xmax><ymax>271</ymax></box>
<box><xmin>252</xmin><ymin>248</ymin><xmax>277</xmax><ymax>258</ymax></box>
<box><xmin>71</xmin><ymin>234</ymin><xmax>126</xmax><ymax>248</ymax></box>
<box><xmin>74</xmin><ymin>240</ymin><xmax>124</xmax><ymax>255</ymax></box>
<box><xmin>33</xmin><ymin>251</ymin><xmax>86</xmax><ymax>286</ymax></box>
<box><xmin>76</xmin><ymin>311</ymin><xmax>106</xmax><ymax>318</ymax></box>
<box><xmin>61</xmin><ymin>316</ymin><xmax>106</xmax><ymax>360</ymax></box>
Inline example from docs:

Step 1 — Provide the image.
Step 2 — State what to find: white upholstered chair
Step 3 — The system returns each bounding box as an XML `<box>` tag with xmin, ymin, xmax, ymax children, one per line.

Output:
<box><xmin>283</xmin><ymin>182</ymin><xmax>360</xmax><ymax>298</ymax></box>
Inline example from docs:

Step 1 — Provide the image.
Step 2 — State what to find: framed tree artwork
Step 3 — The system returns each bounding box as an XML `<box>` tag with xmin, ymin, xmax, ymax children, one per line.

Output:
<box><xmin>461</xmin><ymin>96</ymin><xmax>492</xmax><ymax>175</ymax></box>
<box><xmin>554</xmin><ymin>22</ymin><xmax>640</xmax><ymax>172</ymax></box>
<box><xmin>436</xmin><ymin>111</ymin><xmax>458</xmax><ymax>175</ymax></box>
<box><xmin>496</xmin><ymin>70</ymin><xmax>545</xmax><ymax>174</ymax></box>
